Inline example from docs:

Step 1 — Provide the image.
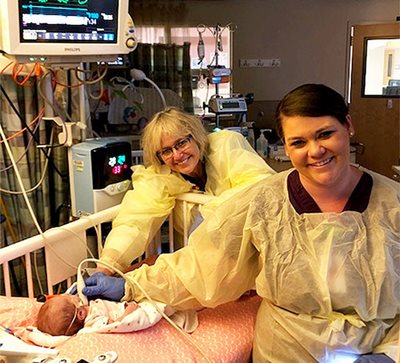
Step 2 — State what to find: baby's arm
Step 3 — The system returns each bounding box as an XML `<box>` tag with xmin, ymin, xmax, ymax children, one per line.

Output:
<box><xmin>120</xmin><ymin>302</ymin><xmax>139</xmax><ymax>319</ymax></box>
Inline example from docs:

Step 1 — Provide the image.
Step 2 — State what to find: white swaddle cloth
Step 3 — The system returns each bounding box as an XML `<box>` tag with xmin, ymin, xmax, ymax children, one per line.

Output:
<box><xmin>15</xmin><ymin>262</ymin><xmax>198</xmax><ymax>348</ymax></box>
<box><xmin>78</xmin><ymin>299</ymin><xmax>169</xmax><ymax>334</ymax></box>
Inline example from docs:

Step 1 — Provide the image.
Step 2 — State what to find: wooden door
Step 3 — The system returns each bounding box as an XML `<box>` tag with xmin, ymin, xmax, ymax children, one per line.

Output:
<box><xmin>349</xmin><ymin>22</ymin><xmax>400</xmax><ymax>178</ymax></box>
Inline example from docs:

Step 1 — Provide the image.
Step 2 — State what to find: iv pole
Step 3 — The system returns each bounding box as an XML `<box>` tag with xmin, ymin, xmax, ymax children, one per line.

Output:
<box><xmin>197</xmin><ymin>23</ymin><xmax>236</xmax><ymax>98</ymax></box>
<box><xmin>213</xmin><ymin>24</ymin><xmax>221</xmax><ymax>96</ymax></box>
<box><xmin>197</xmin><ymin>23</ymin><xmax>237</xmax><ymax>128</ymax></box>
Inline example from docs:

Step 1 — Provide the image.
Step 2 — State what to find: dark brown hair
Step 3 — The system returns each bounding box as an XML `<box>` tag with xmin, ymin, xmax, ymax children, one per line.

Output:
<box><xmin>275</xmin><ymin>84</ymin><xmax>349</xmax><ymax>140</ymax></box>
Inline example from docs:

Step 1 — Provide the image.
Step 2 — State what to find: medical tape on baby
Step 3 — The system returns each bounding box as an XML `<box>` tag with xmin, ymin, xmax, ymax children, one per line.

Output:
<box><xmin>77</xmin><ymin>258</ymin><xmax>214</xmax><ymax>363</ymax></box>
<box><xmin>64</xmin><ymin>305</ymin><xmax>78</xmax><ymax>336</ymax></box>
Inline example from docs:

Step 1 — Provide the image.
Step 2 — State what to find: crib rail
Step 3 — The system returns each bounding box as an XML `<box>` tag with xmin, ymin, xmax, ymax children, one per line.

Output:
<box><xmin>0</xmin><ymin>193</ymin><xmax>212</xmax><ymax>298</ymax></box>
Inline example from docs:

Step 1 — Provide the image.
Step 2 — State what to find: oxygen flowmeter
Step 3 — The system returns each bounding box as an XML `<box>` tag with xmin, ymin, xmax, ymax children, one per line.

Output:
<box><xmin>69</xmin><ymin>139</ymin><xmax>132</xmax><ymax>217</ymax></box>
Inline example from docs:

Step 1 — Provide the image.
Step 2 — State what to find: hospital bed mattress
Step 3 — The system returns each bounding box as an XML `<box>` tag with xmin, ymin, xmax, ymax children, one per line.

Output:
<box><xmin>0</xmin><ymin>293</ymin><xmax>261</xmax><ymax>362</ymax></box>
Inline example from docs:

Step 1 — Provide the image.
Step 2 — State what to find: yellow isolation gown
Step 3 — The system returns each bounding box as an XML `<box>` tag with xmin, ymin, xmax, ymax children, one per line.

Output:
<box><xmin>100</xmin><ymin>130</ymin><xmax>275</xmax><ymax>272</ymax></box>
<box><xmin>124</xmin><ymin>168</ymin><xmax>399</xmax><ymax>362</ymax></box>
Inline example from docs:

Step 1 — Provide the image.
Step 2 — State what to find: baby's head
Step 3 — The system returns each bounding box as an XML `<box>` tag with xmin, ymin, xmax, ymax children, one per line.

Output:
<box><xmin>37</xmin><ymin>295</ymin><xmax>87</xmax><ymax>336</ymax></box>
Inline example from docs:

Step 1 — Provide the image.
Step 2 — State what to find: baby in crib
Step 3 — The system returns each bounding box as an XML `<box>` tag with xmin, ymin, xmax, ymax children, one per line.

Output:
<box><xmin>37</xmin><ymin>294</ymin><xmax>164</xmax><ymax>336</ymax></box>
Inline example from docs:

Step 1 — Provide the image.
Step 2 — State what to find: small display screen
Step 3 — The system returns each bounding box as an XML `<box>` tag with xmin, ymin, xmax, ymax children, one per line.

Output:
<box><xmin>92</xmin><ymin>142</ymin><xmax>132</xmax><ymax>189</ymax></box>
<box><xmin>222</xmin><ymin>101</ymin><xmax>240</xmax><ymax>109</ymax></box>
<box><xmin>108</xmin><ymin>154</ymin><xmax>129</xmax><ymax>175</ymax></box>
<box><xmin>19</xmin><ymin>0</ymin><xmax>119</xmax><ymax>44</ymax></box>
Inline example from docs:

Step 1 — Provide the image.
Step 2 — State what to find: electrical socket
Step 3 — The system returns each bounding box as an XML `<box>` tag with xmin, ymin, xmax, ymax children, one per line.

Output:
<box><xmin>239</xmin><ymin>58</ymin><xmax>281</xmax><ymax>68</ymax></box>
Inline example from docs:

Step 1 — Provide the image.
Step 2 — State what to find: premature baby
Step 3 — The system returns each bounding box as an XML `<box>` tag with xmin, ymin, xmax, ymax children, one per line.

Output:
<box><xmin>37</xmin><ymin>295</ymin><xmax>156</xmax><ymax>336</ymax></box>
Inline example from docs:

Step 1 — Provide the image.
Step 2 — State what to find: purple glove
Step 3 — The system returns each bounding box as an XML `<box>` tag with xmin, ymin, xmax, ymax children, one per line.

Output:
<box><xmin>82</xmin><ymin>272</ymin><xmax>125</xmax><ymax>301</ymax></box>
<box><xmin>353</xmin><ymin>354</ymin><xmax>394</xmax><ymax>363</ymax></box>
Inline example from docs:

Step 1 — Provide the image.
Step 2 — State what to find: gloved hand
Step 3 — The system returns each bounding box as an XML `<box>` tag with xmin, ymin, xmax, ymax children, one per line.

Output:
<box><xmin>82</xmin><ymin>272</ymin><xmax>125</xmax><ymax>301</ymax></box>
<box><xmin>353</xmin><ymin>354</ymin><xmax>394</xmax><ymax>363</ymax></box>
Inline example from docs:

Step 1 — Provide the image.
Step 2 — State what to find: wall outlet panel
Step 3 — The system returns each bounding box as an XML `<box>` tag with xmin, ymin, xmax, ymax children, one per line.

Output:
<box><xmin>239</xmin><ymin>58</ymin><xmax>281</xmax><ymax>68</ymax></box>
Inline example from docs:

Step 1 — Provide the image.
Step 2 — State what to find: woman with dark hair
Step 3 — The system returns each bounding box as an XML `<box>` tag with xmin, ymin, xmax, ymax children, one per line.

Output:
<box><xmin>84</xmin><ymin>85</ymin><xmax>399</xmax><ymax>362</ymax></box>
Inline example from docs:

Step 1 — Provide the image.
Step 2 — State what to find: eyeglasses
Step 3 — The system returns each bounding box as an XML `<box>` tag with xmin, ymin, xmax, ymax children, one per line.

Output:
<box><xmin>157</xmin><ymin>135</ymin><xmax>192</xmax><ymax>159</ymax></box>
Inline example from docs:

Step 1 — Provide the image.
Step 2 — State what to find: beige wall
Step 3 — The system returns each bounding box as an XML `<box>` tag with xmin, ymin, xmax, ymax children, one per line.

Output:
<box><xmin>178</xmin><ymin>0</ymin><xmax>398</xmax><ymax>98</ymax></box>
<box><xmin>131</xmin><ymin>0</ymin><xmax>398</xmax><ymax>126</ymax></box>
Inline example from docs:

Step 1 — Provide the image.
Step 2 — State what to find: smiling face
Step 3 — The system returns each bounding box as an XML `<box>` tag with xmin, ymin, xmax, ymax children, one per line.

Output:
<box><xmin>159</xmin><ymin>133</ymin><xmax>202</xmax><ymax>177</ymax></box>
<box><xmin>282</xmin><ymin>115</ymin><xmax>354</xmax><ymax>189</ymax></box>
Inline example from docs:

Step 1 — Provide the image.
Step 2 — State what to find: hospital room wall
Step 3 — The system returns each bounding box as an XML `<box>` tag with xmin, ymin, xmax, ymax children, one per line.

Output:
<box><xmin>152</xmin><ymin>0</ymin><xmax>398</xmax><ymax>129</ymax></box>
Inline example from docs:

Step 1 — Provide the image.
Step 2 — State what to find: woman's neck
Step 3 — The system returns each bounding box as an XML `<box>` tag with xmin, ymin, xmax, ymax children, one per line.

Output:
<box><xmin>186</xmin><ymin>162</ymin><xmax>207</xmax><ymax>190</ymax></box>
<box><xmin>300</xmin><ymin>166</ymin><xmax>362</xmax><ymax>212</ymax></box>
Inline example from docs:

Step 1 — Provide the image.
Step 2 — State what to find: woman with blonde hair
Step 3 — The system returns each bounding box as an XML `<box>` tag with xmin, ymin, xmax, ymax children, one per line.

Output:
<box><xmin>98</xmin><ymin>107</ymin><xmax>275</xmax><ymax>275</ymax></box>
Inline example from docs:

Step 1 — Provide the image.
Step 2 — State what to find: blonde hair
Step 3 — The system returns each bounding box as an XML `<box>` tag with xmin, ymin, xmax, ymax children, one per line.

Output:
<box><xmin>37</xmin><ymin>296</ymin><xmax>84</xmax><ymax>336</ymax></box>
<box><xmin>141</xmin><ymin>107</ymin><xmax>208</xmax><ymax>168</ymax></box>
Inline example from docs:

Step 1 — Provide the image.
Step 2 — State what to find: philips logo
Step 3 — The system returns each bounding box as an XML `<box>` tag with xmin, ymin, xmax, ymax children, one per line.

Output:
<box><xmin>65</xmin><ymin>47</ymin><xmax>80</xmax><ymax>52</ymax></box>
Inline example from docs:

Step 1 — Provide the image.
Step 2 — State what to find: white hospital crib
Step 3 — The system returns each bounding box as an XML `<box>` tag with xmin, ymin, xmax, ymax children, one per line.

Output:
<box><xmin>0</xmin><ymin>193</ymin><xmax>262</xmax><ymax>363</ymax></box>
<box><xmin>0</xmin><ymin>192</ymin><xmax>211</xmax><ymax>298</ymax></box>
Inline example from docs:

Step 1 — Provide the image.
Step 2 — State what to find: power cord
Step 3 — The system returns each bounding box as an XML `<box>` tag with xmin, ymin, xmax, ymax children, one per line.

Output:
<box><xmin>0</xmin><ymin>84</ymin><xmax>65</xmax><ymax>178</ymax></box>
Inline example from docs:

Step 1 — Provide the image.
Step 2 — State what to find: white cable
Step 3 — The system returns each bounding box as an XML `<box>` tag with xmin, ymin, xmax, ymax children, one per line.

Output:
<box><xmin>80</xmin><ymin>214</ymin><xmax>103</xmax><ymax>256</ymax></box>
<box><xmin>33</xmin><ymin>250</ymin><xmax>44</xmax><ymax>295</ymax></box>
<box><xmin>130</xmin><ymin>69</ymin><xmax>167</xmax><ymax>109</ymax></box>
<box><xmin>34</xmin><ymin>216</ymin><xmax>99</xmax><ymax>294</ymax></box>
<box><xmin>39</xmin><ymin>213</ymin><xmax>101</xmax><ymax>278</ymax></box>
<box><xmin>0</xmin><ymin>116</ymin><xmax>42</xmax><ymax>173</ymax></box>
<box><xmin>74</xmin><ymin>65</ymin><xmax>108</xmax><ymax>85</ymax></box>
<box><xmin>0</xmin><ymin>122</ymin><xmax>47</xmax><ymax>295</ymax></box>
<box><xmin>38</xmin><ymin>70</ymin><xmax>74</xmax><ymax>124</ymax></box>
<box><xmin>143</xmin><ymin>77</ymin><xmax>167</xmax><ymax>109</ymax></box>
<box><xmin>88</xmin><ymin>80</ymin><xmax>104</xmax><ymax>101</ymax></box>
<box><xmin>0</xmin><ymin>124</ymin><xmax>44</xmax><ymax>235</ymax></box>
<box><xmin>0</xmin><ymin>122</ymin><xmax>90</xmax><ymax>293</ymax></box>
<box><xmin>77</xmin><ymin>258</ymin><xmax>214</xmax><ymax>363</ymax></box>
<box><xmin>35</xmin><ymin>218</ymin><xmax>99</xmax><ymax>294</ymax></box>
<box><xmin>0</xmin><ymin>128</ymin><xmax>52</xmax><ymax>194</ymax></box>
<box><xmin>109</xmin><ymin>76</ymin><xmax>145</xmax><ymax>104</ymax></box>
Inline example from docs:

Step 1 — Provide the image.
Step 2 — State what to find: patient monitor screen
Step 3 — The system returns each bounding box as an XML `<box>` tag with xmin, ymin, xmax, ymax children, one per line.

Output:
<box><xmin>19</xmin><ymin>0</ymin><xmax>119</xmax><ymax>44</ymax></box>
